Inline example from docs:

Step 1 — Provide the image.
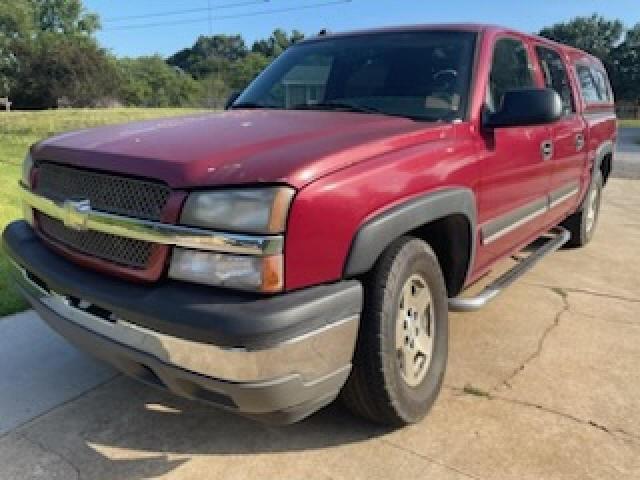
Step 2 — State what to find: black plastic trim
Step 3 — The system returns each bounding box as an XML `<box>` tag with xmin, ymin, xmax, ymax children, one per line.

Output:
<box><xmin>481</xmin><ymin>196</ymin><xmax>548</xmax><ymax>244</ymax></box>
<box><xmin>549</xmin><ymin>181</ymin><xmax>579</xmax><ymax>206</ymax></box>
<box><xmin>344</xmin><ymin>188</ymin><xmax>477</xmax><ymax>279</ymax></box>
<box><xmin>3</xmin><ymin>221</ymin><xmax>363</xmax><ymax>350</ymax></box>
<box><xmin>593</xmin><ymin>140</ymin><xmax>614</xmax><ymax>184</ymax></box>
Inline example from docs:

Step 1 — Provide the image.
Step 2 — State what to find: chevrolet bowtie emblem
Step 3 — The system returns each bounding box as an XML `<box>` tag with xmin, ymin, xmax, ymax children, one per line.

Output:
<box><xmin>62</xmin><ymin>199</ymin><xmax>91</xmax><ymax>231</ymax></box>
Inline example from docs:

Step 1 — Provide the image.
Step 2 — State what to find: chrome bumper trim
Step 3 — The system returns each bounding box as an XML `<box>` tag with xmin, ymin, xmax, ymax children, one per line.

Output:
<box><xmin>11</xmin><ymin>260</ymin><xmax>358</xmax><ymax>383</ymax></box>
<box><xmin>20</xmin><ymin>183</ymin><xmax>283</xmax><ymax>256</ymax></box>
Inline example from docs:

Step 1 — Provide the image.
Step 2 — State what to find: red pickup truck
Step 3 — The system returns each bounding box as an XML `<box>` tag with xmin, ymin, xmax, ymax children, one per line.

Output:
<box><xmin>4</xmin><ymin>24</ymin><xmax>616</xmax><ymax>426</ymax></box>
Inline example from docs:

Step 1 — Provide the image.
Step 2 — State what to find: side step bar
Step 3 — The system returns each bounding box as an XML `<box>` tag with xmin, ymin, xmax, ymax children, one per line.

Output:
<box><xmin>448</xmin><ymin>227</ymin><xmax>570</xmax><ymax>312</ymax></box>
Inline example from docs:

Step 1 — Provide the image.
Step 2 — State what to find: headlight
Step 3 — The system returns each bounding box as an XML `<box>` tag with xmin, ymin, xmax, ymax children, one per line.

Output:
<box><xmin>180</xmin><ymin>187</ymin><xmax>295</xmax><ymax>234</ymax></box>
<box><xmin>168</xmin><ymin>249</ymin><xmax>283</xmax><ymax>293</ymax></box>
<box><xmin>21</xmin><ymin>152</ymin><xmax>34</xmax><ymax>186</ymax></box>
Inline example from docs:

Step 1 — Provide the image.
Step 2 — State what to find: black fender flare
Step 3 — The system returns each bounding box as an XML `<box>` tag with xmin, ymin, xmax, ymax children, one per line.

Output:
<box><xmin>593</xmin><ymin>140</ymin><xmax>614</xmax><ymax>183</ymax></box>
<box><xmin>343</xmin><ymin>188</ymin><xmax>477</xmax><ymax>281</ymax></box>
<box><xmin>578</xmin><ymin>140</ymin><xmax>614</xmax><ymax>209</ymax></box>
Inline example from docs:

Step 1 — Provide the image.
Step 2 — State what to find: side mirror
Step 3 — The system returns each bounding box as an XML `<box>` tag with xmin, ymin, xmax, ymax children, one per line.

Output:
<box><xmin>224</xmin><ymin>91</ymin><xmax>241</xmax><ymax>110</ymax></box>
<box><xmin>484</xmin><ymin>88</ymin><xmax>563</xmax><ymax>129</ymax></box>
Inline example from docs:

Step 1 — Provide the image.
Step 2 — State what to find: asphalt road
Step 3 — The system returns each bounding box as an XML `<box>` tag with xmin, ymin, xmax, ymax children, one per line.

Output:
<box><xmin>614</xmin><ymin>127</ymin><xmax>640</xmax><ymax>179</ymax></box>
<box><xmin>1</xmin><ymin>130</ymin><xmax>639</xmax><ymax>479</ymax></box>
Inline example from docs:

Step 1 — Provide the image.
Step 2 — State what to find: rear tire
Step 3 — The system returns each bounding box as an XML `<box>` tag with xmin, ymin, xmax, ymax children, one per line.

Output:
<box><xmin>340</xmin><ymin>236</ymin><xmax>448</xmax><ymax>426</ymax></box>
<box><xmin>563</xmin><ymin>172</ymin><xmax>603</xmax><ymax>248</ymax></box>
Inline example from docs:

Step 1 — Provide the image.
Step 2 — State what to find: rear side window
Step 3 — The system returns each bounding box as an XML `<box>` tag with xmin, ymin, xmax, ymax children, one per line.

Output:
<box><xmin>535</xmin><ymin>46</ymin><xmax>574</xmax><ymax>115</ymax></box>
<box><xmin>487</xmin><ymin>38</ymin><xmax>535</xmax><ymax>112</ymax></box>
<box><xmin>593</xmin><ymin>69</ymin><xmax>613</xmax><ymax>102</ymax></box>
<box><xmin>576</xmin><ymin>64</ymin><xmax>611</xmax><ymax>104</ymax></box>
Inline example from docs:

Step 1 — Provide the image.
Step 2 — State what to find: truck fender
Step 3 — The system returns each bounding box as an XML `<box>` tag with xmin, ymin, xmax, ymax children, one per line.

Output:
<box><xmin>343</xmin><ymin>188</ymin><xmax>477</xmax><ymax>280</ymax></box>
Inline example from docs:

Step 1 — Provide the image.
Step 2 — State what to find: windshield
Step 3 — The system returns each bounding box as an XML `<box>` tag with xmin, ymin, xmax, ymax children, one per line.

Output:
<box><xmin>233</xmin><ymin>30</ymin><xmax>477</xmax><ymax>122</ymax></box>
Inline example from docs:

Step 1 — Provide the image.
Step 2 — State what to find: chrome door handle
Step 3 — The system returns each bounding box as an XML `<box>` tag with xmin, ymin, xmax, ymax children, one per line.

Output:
<box><xmin>575</xmin><ymin>133</ymin><xmax>585</xmax><ymax>151</ymax></box>
<box><xmin>541</xmin><ymin>140</ymin><xmax>553</xmax><ymax>161</ymax></box>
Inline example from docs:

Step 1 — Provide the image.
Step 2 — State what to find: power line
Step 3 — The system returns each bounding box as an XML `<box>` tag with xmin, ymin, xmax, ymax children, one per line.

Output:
<box><xmin>103</xmin><ymin>0</ymin><xmax>352</xmax><ymax>31</ymax></box>
<box><xmin>103</xmin><ymin>0</ymin><xmax>270</xmax><ymax>23</ymax></box>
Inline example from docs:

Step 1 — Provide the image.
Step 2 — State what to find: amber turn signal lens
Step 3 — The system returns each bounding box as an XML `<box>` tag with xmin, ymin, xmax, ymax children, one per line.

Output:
<box><xmin>260</xmin><ymin>255</ymin><xmax>284</xmax><ymax>293</ymax></box>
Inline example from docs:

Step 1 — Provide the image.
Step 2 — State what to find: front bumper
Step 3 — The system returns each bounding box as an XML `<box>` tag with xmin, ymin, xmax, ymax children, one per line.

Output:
<box><xmin>3</xmin><ymin>221</ymin><xmax>362</xmax><ymax>424</ymax></box>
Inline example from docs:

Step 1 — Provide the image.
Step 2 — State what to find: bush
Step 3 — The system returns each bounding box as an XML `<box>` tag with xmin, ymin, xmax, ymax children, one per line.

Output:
<box><xmin>117</xmin><ymin>56</ymin><xmax>202</xmax><ymax>107</ymax></box>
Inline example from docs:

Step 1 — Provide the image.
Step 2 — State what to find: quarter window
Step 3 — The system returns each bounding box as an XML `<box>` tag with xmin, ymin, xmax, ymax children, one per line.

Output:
<box><xmin>487</xmin><ymin>38</ymin><xmax>534</xmax><ymax>112</ymax></box>
<box><xmin>593</xmin><ymin>69</ymin><xmax>612</xmax><ymax>102</ymax></box>
<box><xmin>576</xmin><ymin>65</ymin><xmax>605</xmax><ymax>103</ymax></box>
<box><xmin>535</xmin><ymin>46</ymin><xmax>574</xmax><ymax>115</ymax></box>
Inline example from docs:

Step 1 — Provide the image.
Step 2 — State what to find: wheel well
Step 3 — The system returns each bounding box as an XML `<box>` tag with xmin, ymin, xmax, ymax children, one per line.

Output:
<box><xmin>409</xmin><ymin>214</ymin><xmax>471</xmax><ymax>297</ymax></box>
<box><xmin>600</xmin><ymin>153</ymin><xmax>612</xmax><ymax>185</ymax></box>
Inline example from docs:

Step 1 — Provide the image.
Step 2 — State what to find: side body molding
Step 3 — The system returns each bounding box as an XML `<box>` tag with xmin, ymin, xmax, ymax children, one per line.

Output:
<box><xmin>343</xmin><ymin>188</ymin><xmax>477</xmax><ymax>279</ymax></box>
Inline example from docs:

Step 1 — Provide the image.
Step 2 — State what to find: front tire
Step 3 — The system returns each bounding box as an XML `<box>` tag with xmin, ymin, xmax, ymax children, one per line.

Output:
<box><xmin>563</xmin><ymin>172</ymin><xmax>603</xmax><ymax>248</ymax></box>
<box><xmin>341</xmin><ymin>236</ymin><xmax>449</xmax><ymax>426</ymax></box>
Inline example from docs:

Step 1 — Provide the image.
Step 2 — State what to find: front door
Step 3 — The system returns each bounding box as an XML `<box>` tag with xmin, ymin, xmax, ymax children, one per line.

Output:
<box><xmin>475</xmin><ymin>36</ymin><xmax>553</xmax><ymax>271</ymax></box>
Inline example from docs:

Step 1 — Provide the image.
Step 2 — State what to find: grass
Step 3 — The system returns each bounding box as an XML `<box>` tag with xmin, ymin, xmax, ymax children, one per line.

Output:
<box><xmin>619</xmin><ymin>119</ymin><xmax>640</xmax><ymax>128</ymax></box>
<box><xmin>462</xmin><ymin>384</ymin><xmax>491</xmax><ymax>398</ymax></box>
<box><xmin>0</xmin><ymin>108</ymin><xmax>206</xmax><ymax>317</ymax></box>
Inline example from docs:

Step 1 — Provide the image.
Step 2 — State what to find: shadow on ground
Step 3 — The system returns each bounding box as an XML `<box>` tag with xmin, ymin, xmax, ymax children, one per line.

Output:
<box><xmin>18</xmin><ymin>375</ymin><xmax>390</xmax><ymax>480</ymax></box>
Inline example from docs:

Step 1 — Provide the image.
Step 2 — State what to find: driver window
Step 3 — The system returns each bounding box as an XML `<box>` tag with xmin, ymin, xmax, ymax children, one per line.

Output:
<box><xmin>535</xmin><ymin>46</ymin><xmax>575</xmax><ymax>115</ymax></box>
<box><xmin>487</xmin><ymin>38</ymin><xmax>534</xmax><ymax>112</ymax></box>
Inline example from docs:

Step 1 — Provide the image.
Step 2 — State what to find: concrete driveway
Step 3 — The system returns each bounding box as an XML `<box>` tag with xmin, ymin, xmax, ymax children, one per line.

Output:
<box><xmin>1</xmin><ymin>131</ymin><xmax>639</xmax><ymax>480</ymax></box>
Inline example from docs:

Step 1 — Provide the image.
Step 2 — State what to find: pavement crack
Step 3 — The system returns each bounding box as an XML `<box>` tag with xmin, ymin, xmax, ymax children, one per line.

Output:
<box><xmin>490</xmin><ymin>397</ymin><xmax>640</xmax><ymax>445</ymax></box>
<box><xmin>19</xmin><ymin>433</ymin><xmax>81</xmax><ymax>480</ymax></box>
<box><xmin>380</xmin><ymin>438</ymin><xmax>483</xmax><ymax>480</ymax></box>
<box><xmin>523</xmin><ymin>282</ymin><xmax>640</xmax><ymax>304</ymax></box>
<box><xmin>447</xmin><ymin>386</ymin><xmax>640</xmax><ymax>445</ymax></box>
<box><xmin>497</xmin><ymin>287</ymin><xmax>569</xmax><ymax>390</ymax></box>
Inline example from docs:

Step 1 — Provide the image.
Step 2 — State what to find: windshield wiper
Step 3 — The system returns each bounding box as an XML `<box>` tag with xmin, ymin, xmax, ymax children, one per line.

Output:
<box><xmin>291</xmin><ymin>101</ymin><xmax>385</xmax><ymax>115</ymax></box>
<box><xmin>230</xmin><ymin>102</ymin><xmax>280</xmax><ymax>109</ymax></box>
<box><xmin>291</xmin><ymin>101</ymin><xmax>424</xmax><ymax>121</ymax></box>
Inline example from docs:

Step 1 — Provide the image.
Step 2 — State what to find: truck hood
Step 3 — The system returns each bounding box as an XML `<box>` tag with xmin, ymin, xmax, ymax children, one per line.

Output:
<box><xmin>32</xmin><ymin>110</ymin><xmax>452</xmax><ymax>189</ymax></box>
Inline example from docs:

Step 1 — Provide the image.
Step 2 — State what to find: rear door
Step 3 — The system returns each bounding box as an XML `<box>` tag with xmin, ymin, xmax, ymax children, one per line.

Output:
<box><xmin>533</xmin><ymin>45</ymin><xmax>587</xmax><ymax>219</ymax></box>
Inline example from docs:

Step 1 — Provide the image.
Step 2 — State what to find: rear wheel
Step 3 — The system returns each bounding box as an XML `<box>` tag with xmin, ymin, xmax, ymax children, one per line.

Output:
<box><xmin>563</xmin><ymin>172</ymin><xmax>603</xmax><ymax>248</ymax></box>
<box><xmin>341</xmin><ymin>236</ymin><xmax>448</xmax><ymax>426</ymax></box>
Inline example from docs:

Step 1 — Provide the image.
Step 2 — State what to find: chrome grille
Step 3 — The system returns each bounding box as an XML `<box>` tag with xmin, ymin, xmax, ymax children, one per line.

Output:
<box><xmin>38</xmin><ymin>214</ymin><xmax>154</xmax><ymax>268</ymax></box>
<box><xmin>35</xmin><ymin>163</ymin><xmax>170</xmax><ymax>221</ymax></box>
<box><xmin>34</xmin><ymin>163</ymin><xmax>170</xmax><ymax>269</ymax></box>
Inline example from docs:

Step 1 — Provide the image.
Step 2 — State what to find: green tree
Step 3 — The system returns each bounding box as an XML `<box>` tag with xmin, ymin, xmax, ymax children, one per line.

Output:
<box><xmin>251</xmin><ymin>29</ymin><xmax>304</xmax><ymax>58</ymax></box>
<box><xmin>12</xmin><ymin>34</ymin><xmax>119</xmax><ymax>108</ymax></box>
<box><xmin>539</xmin><ymin>14</ymin><xmax>624</xmax><ymax>61</ymax></box>
<box><xmin>35</xmin><ymin>0</ymin><xmax>99</xmax><ymax>35</ymax></box>
<box><xmin>118</xmin><ymin>56</ymin><xmax>201</xmax><ymax>107</ymax></box>
<box><xmin>199</xmin><ymin>75</ymin><xmax>231</xmax><ymax>108</ymax></box>
<box><xmin>539</xmin><ymin>14</ymin><xmax>640</xmax><ymax>101</ymax></box>
<box><xmin>229</xmin><ymin>52</ymin><xmax>270</xmax><ymax>89</ymax></box>
<box><xmin>168</xmin><ymin>34</ymin><xmax>248</xmax><ymax>78</ymax></box>
<box><xmin>1</xmin><ymin>0</ymin><xmax>115</xmax><ymax>108</ymax></box>
<box><xmin>610</xmin><ymin>24</ymin><xmax>640</xmax><ymax>101</ymax></box>
<box><xmin>0</xmin><ymin>0</ymin><xmax>35</xmax><ymax>96</ymax></box>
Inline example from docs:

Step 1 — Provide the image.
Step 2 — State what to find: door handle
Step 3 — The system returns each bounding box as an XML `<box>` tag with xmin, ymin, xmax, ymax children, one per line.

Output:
<box><xmin>575</xmin><ymin>133</ymin><xmax>585</xmax><ymax>151</ymax></box>
<box><xmin>541</xmin><ymin>140</ymin><xmax>553</xmax><ymax>161</ymax></box>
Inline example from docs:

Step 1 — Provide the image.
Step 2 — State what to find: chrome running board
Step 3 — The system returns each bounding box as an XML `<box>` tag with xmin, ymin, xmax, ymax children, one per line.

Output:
<box><xmin>448</xmin><ymin>227</ymin><xmax>571</xmax><ymax>312</ymax></box>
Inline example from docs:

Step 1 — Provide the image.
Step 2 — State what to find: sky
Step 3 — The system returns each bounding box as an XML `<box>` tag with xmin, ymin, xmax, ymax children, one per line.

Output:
<box><xmin>85</xmin><ymin>0</ymin><xmax>640</xmax><ymax>58</ymax></box>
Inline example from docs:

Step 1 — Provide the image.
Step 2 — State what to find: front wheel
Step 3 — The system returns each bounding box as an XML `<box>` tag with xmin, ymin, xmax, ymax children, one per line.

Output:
<box><xmin>340</xmin><ymin>237</ymin><xmax>449</xmax><ymax>426</ymax></box>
